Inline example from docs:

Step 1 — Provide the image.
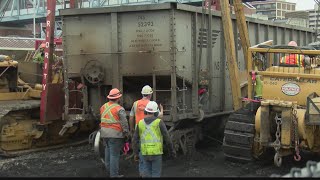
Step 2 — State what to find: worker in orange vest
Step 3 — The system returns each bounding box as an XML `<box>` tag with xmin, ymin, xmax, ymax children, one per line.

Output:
<box><xmin>129</xmin><ymin>85</ymin><xmax>163</xmax><ymax>177</ymax></box>
<box><xmin>100</xmin><ymin>88</ymin><xmax>129</xmax><ymax>177</ymax></box>
<box><xmin>280</xmin><ymin>41</ymin><xmax>304</xmax><ymax>67</ymax></box>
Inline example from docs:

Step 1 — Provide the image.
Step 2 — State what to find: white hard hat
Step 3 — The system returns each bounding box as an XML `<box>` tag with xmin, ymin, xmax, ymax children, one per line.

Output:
<box><xmin>145</xmin><ymin>101</ymin><xmax>159</xmax><ymax>113</ymax></box>
<box><xmin>141</xmin><ymin>85</ymin><xmax>153</xmax><ymax>95</ymax></box>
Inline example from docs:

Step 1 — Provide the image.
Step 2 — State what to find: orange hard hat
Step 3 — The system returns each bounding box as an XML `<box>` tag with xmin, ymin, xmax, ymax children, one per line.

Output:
<box><xmin>107</xmin><ymin>88</ymin><xmax>122</xmax><ymax>99</ymax></box>
<box><xmin>288</xmin><ymin>41</ymin><xmax>297</xmax><ymax>47</ymax></box>
<box><xmin>40</xmin><ymin>43</ymin><xmax>46</xmax><ymax>49</ymax></box>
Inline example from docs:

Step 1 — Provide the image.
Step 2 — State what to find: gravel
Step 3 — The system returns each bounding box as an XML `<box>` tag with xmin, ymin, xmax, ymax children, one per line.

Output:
<box><xmin>0</xmin><ymin>142</ymin><xmax>319</xmax><ymax>177</ymax></box>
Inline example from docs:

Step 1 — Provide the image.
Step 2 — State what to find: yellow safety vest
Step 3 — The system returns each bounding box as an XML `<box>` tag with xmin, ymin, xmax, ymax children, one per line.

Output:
<box><xmin>280</xmin><ymin>54</ymin><xmax>304</xmax><ymax>66</ymax></box>
<box><xmin>138</xmin><ymin>118</ymin><xmax>163</xmax><ymax>155</ymax></box>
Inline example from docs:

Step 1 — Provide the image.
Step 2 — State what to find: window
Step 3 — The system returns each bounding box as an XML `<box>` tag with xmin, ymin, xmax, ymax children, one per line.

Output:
<box><xmin>277</xmin><ymin>10</ymin><xmax>281</xmax><ymax>16</ymax></box>
<box><xmin>310</xmin><ymin>15</ymin><xmax>320</xmax><ymax>19</ymax></box>
<box><xmin>261</xmin><ymin>4</ymin><xmax>272</xmax><ymax>9</ymax></box>
<box><xmin>292</xmin><ymin>5</ymin><xmax>295</xmax><ymax>11</ymax></box>
<box><xmin>282</xmin><ymin>4</ymin><xmax>286</xmax><ymax>9</ymax></box>
<box><xmin>277</xmin><ymin>3</ymin><xmax>281</xmax><ymax>8</ymax></box>
<box><xmin>271</xmin><ymin>3</ymin><xmax>276</xmax><ymax>9</ymax></box>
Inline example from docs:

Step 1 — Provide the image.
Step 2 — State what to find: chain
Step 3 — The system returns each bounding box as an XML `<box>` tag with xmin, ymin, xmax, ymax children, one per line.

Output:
<box><xmin>272</xmin><ymin>161</ymin><xmax>320</xmax><ymax>177</ymax></box>
<box><xmin>274</xmin><ymin>113</ymin><xmax>281</xmax><ymax>152</ymax></box>
<box><xmin>273</xmin><ymin>113</ymin><xmax>282</xmax><ymax>167</ymax></box>
<box><xmin>292</xmin><ymin>108</ymin><xmax>301</xmax><ymax>161</ymax></box>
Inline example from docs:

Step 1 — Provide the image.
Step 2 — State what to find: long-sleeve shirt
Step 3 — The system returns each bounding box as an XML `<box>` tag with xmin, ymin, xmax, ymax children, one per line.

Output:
<box><xmin>133</xmin><ymin>116</ymin><xmax>174</xmax><ymax>159</ymax></box>
<box><xmin>100</xmin><ymin>106</ymin><xmax>129</xmax><ymax>139</ymax></box>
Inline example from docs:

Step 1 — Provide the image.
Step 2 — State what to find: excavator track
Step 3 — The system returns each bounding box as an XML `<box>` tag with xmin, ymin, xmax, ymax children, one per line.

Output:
<box><xmin>0</xmin><ymin>100</ymin><xmax>92</xmax><ymax>157</ymax></box>
<box><xmin>222</xmin><ymin>103</ymin><xmax>260</xmax><ymax>162</ymax></box>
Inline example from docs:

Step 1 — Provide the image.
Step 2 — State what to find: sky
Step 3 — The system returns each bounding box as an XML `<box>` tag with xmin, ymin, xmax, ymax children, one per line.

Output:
<box><xmin>286</xmin><ymin>0</ymin><xmax>316</xmax><ymax>10</ymax></box>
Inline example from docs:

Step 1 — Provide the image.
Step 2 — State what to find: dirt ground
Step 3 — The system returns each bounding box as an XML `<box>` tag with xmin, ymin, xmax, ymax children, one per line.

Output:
<box><xmin>0</xmin><ymin>139</ymin><xmax>319</xmax><ymax>177</ymax></box>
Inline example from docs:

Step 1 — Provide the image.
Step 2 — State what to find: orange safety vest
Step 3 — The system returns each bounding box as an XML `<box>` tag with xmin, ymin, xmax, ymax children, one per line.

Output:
<box><xmin>280</xmin><ymin>54</ymin><xmax>304</xmax><ymax>66</ymax></box>
<box><xmin>100</xmin><ymin>101</ymin><xmax>123</xmax><ymax>132</ymax></box>
<box><xmin>133</xmin><ymin>98</ymin><xmax>150</xmax><ymax>125</ymax></box>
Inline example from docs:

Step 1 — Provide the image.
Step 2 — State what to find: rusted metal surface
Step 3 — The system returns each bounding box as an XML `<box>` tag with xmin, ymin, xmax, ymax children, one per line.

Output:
<box><xmin>45</xmin><ymin>83</ymin><xmax>64</xmax><ymax>121</ymax></box>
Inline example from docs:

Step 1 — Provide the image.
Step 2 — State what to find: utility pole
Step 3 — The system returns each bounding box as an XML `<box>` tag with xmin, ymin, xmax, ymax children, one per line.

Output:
<box><xmin>40</xmin><ymin>0</ymin><xmax>56</xmax><ymax>124</ymax></box>
<box><xmin>220</xmin><ymin>0</ymin><xmax>242</xmax><ymax>110</ymax></box>
<box><xmin>233</xmin><ymin>0</ymin><xmax>250</xmax><ymax>68</ymax></box>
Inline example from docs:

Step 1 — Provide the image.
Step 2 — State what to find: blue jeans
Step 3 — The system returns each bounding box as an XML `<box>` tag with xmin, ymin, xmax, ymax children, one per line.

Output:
<box><xmin>104</xmin><ymin>138</ymin><xmax>124</xmax><ymax>177</ymax></box>
<box><xmin>141</xmin><ymin>155</ymin><xmax>162</xmax><ymax>177</ymax></box>
<box><xmin>139</xmin><ymin>152</ymin><xmax>144</xmax><ymax>176</ymax></box>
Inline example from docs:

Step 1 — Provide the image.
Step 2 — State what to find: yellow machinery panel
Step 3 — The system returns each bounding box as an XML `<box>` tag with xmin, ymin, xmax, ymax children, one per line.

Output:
<box><xmin>262</xmin><ymin>67</ymin><xmax>320</xmax><ymax>106</ymax></box>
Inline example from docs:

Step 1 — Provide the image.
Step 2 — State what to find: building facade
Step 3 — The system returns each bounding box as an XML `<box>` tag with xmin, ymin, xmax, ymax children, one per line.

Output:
<box><xmin>308</xmin><ymin>4</ymin><xmax>320</xmax><ymax>30</ymax></box>
<box><xmin>249</xmin><ymin>0</ymin><xmax>296</xmax><ymax>20</ymax></box>
<box><xmin>307</xmin><ymin>4</ymin><xmax>320</xmax><ymax>40</ymax></box>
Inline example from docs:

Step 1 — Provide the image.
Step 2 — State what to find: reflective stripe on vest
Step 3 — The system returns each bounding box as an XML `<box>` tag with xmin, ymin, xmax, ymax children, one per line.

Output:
<box><xmin>138</xmin><ymin>118</ymin><xmax>163</xmax><ymax>155</ymax></box>
<box><xmin>100</xmin><ymin>102</ymin><xmax>122</xmax><ymax>132</ymax></box>
<box><xmin>280</xmin><ymin>54</ymin><xmax>304</xmax><ymax>66</ymax></box>
<box><xmin>134</xmin><ymin>98</ymin><xmax>150</xmax><ymax>125</ymax></box>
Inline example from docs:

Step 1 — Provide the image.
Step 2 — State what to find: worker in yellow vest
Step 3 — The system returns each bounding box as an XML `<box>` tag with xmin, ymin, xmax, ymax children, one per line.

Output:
<box><xmin>280</xmin><ymin>41</ymin><xmax>304</xmax><ymax>67</ymax></box>
<box><xmin>33</xmin><ymin>43</ymin><xmax>59</xmax><ymax>68</ymax></box>
<box><xmin>129</xmin><ymin>85</ymin><xmax>163</xmax><ymax>135</ymax></box>
<box><xmin>132</xmin><ymin>101</ymin><xmax>176</xmax><ymax>177</ymax></box>
<box><xmin>100</xmin><ymin>88</ymin><xmax>129</xmax><ymax>177</ymax></box>
<box><xmin>129</xmin><ymin>85</ymin><xmax>163</xmax><ymax>176</ymax></box>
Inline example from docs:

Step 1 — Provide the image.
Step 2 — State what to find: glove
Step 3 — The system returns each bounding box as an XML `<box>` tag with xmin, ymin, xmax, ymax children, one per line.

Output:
<box><xmin>159</xmin><ymin>104</ymin><xmax>163</xmax><ymax>112</ymax></box>
<box><xmin>134</xmin><ymin>154</ymin><xmax>139</xmax><ymax>162</ymax></box>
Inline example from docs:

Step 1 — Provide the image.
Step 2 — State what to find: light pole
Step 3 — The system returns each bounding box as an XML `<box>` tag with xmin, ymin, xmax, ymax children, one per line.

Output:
<box><xmin>314</xmin><ymin>0</ymin><xmax>320</xmax><ymax>41</ymax></box>
<box><xmin>33</xmin><ymin>0</ymin><xmax>36</xmax><ymax>38</ymax></box>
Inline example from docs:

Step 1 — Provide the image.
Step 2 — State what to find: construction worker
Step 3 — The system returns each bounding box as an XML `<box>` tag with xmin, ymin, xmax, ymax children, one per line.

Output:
<box><xmin>132</xmin><ymin>101</ymin><xmax>176</xmax><ymax>177</ymax></box>
<box><xmin>33</xmin><ymin>42</ymin><xmax>58</xmax><ymax>68</ymax></box>
<box><xmin>129</xmin><ymin>85</ymin><xmax>163</xmax><ymax>135</ymax></box>
<box><xmin>100</xmin><ymin>88</ymin><xmax>129</xmax><ymax>178</ymax></box>
<box><xmin>280</xmin><ymin>41</ymin><xmax>304</xmax><ymax>67</ymax></box>
<box><xmin>33</xmin><ymin>43</ymin><xmax>46</xmax><ymax>68</ymax></box>
<box><xmin>129</xmin><ymin>85</ymin><xmax>163</xmax><ymax>176</ymax></box>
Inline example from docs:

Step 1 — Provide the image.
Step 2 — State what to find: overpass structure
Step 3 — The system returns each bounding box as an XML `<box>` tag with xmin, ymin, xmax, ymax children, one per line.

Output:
<box><xmin>0</xmin><ymin>0</ymin><xmax>263</xmax><ymax>24</ymax></box>
<box><xmin>0</xmin><ymin>0</ymin><xmax>205</xmax><ymax>25</ymax></box>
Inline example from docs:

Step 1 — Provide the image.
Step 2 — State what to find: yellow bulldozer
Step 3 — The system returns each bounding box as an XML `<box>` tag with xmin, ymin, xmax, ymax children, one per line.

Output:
<box><xmin>0</xmin><ymin>55</ymin><xmax>43</xmax><ymax>155</ymax></box>
<box><xmin>0</xmin><ymin>54</ymin><xmax>94</xmax><ymax>156</ymax></box>
<box><xmin>223</xmin><ymin>41</ymin><xmax>320</xmax><ymax>167</ymax></box>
